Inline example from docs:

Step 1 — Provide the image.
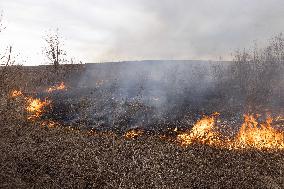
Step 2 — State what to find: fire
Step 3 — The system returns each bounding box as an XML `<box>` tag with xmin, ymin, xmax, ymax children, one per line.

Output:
<box><xmin>47</xmin><ymin>82</ymin><xmax>66</xmax><ymax>93</ymax></box>
<box><xmin>26</xmin><ymin>97</ymin><xmax>50</xmax><ymax>120</ymax></box>
<box><xmin>177</xmin><ymin>113</ymin><xmax>284</xmax><ymax>150</ymax></box>
<box><xmin>124</xmin><ymin>129</ymin><xmax>144</xmax><ymax>139</ymax></box>
<box><xmin>234</xmin><ymin>114</ymin><xmax>284</xmax><ymax>150</ymax></box>
<box><xmin>177</xmin><ymin>113</ymin><xmax>221</xmax><ymax>146</ymax></box>
<box><xmin>11</xmin><ymin>90</ymin><xmax>23</xmax><ymax>97</ymax></box>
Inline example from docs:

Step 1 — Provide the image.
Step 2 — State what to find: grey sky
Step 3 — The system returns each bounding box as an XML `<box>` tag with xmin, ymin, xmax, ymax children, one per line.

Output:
<box><xmin>0</xmin><ymin>0</ymin><xmax>284</xmax><ymax>65</ymax></box>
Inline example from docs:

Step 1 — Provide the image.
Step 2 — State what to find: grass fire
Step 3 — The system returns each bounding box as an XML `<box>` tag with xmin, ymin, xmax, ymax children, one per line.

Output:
<box><xmin>1</xmin><ymin>1</ymin><xmax>284</xmax><ymax>188</ymax></box>
<box><xmin>1</xmin><ymin>50</ymin><xmax>283</xmax><ymax>189</ymax></box>
<box><xmin>26</xmin><ymin>98</ymin><xmax>51</xmax><ymax>120</ymax></box>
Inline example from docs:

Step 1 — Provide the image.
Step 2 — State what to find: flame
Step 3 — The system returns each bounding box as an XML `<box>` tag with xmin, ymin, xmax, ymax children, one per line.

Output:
<box><xmin>234</xmin><ymin>114</ymin><xmax>284</xmax><ymax>150</ymax></box>
<box><xmin>124</xmin><ymin>129</ymin><xmax>144</xmax><ymax>139</ymax></box>
<box><xmin>177</xmin><ymin>114</ymin><xmax>221</xmax><ymax>146</ymax></box>
<box><xmin>177</xmin><ymin>113</ymin><xmax>284</xmax><ymax>150</ymax></box>
<box><xmin>11</xmin><ymin>90</ymin><xmax>23</xmax><ymax>98</ymax></box>
<box><xmin>26</xmin><ymin>98</ymin><xmax>50</xmax><ymax>120</ymax></box>
<box><xmin>47</xmin><ymin>82</ymin><xmax>66</xmax><ymax>93</ymax></box>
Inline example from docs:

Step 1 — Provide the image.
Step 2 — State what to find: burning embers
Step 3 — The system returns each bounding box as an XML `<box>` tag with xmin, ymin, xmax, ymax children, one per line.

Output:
<box><xmin>124</xmin><ymin>129</ymin><xmax>144</xmax><ymax>139</ymax></box>
<box><xmin>47</xmin><ymin>82</ymin><xmax>66</xmax><ymax>93</ymax></box>
<box><xmin>177</xmin><ymin>113</ymin><xmax>284</xmax><ymax>150</ymax></box>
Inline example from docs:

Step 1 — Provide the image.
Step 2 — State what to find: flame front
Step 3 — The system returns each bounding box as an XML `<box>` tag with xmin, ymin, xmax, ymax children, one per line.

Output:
<box><xmin>26</xmin><ymin>98</ymin><xmax>50</xmax><ymax>120</ymax></box>
<box><xmin>177</xmin><ymin>114</ymin><xmax>221</xmax><ymax>146</ymax></box>
<box><xmin>177</xmin><ymin>113</ymin><xmax>284</xmax><ymax>150</ymax></box>
<box><xmin>47</xmin><ymin>82</ymin><xmax>66</xmax><ymax>93</ymax></box>
<box><xmin>234</xmin><ymin>115</ymin><xmax>284</xmax><ymax>150</ymax></box>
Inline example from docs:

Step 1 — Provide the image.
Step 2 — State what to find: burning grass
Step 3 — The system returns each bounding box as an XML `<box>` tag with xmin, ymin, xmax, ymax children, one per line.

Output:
<box><xmin>46</xmin><ymin>82</ymin><xmax>66</xmax><ymax>93</ymax></box>
<box><xmin>8</xmin><ymin>83</ymin><xmax>284</xmax><ymax>152</ymax></box>
<box><xmin>0</xmin><ymin>55</ymin><xmax>283</xmax><ymax>187</ymax></box>
<box><xmin>124</xmin><ymin>129</ymin><xmax>144</xmax><ymax>139</ymax></box>
<box><xmin>177</xmin><ymin>113</ymin><xmax>222</xmax><ymax>146</ymax></box>
<box><xmin>177</xmin><ymin>113</ymin><xmax>284</xmax><ymax>150</ymax></box>
<box><xmin>0</xmin><ymin>86</ymin><xmax>283</xmax><ymax>188</ymax></box>
<box><xmin>235</xmin><ymin>115</ymin><xmax>284</xmax><ymax>150</ymax></box>
<box><xmin>26</xmin><ymin>97</ymin><xmax>51</xmax><ymax>120</ymax></box>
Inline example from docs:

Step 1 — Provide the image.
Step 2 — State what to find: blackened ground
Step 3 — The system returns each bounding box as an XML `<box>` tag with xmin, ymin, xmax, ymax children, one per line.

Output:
<box><xmin>37</xmin><ymin>86</ymin><xmax>244</xmax><ymax>133</ymax></box>
<box><xmin>37</xmin><ymin>85</ymin><xmax>282</xmax><ymax>137</ymax></box>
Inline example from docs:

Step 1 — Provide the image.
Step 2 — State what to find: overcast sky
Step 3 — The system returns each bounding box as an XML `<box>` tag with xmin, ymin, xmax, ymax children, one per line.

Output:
<box><xmin>0</xmin><ymin>0</ymin><xmax>284</xmax><ymax>65</ymax></box>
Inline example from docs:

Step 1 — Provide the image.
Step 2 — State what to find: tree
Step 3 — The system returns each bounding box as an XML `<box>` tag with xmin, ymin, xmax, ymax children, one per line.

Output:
<box><xmin>43</xmin><ymin>29</ymin><xmax>67</xmax><ymax>69</ymax></box>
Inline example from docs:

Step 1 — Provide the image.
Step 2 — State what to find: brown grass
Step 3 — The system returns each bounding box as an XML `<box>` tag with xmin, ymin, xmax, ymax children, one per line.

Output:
<box><xmin>1</xmin><ymin>113</ymin><xmax>284</xmax><ymax>188</ymax></box>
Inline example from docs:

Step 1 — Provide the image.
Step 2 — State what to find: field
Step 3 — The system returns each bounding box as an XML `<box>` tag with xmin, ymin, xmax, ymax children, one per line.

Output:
<box><xmin>0</xmin><ymin>53</ymin><xmax>283</xmax><ymax>188</ymax></box>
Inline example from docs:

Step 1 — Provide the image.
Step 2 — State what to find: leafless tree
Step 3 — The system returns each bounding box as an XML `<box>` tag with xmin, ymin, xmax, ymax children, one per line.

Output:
<box><xmin>43</xmin><ymin>29</ymin><xmax>67</xmax><ymax>69</ymax></box>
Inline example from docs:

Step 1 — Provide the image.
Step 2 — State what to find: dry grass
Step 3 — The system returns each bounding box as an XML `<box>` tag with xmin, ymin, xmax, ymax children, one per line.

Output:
<box><xmin>1</xmin><ymin>114</ymin><xmax>284</xmax><ymax>188</ymax></box>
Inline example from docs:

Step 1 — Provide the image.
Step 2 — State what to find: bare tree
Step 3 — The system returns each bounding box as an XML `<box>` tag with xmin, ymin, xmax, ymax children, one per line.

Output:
<box><xmin>43</xmin><ymin>29</ymin><xmax>67</xmax><ymax>69</ymax></box>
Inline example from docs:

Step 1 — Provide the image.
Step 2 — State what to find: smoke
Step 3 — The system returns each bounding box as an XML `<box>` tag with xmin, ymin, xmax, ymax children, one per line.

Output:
<box><xmin>74</xmin><ymin>60</ymin><xmax>222</xmax><ymax>130</ymax></box>
<box><xmin>42</xmin><ymin>53</ymin><xmax>283</xmax><ymax>132</ymax></box>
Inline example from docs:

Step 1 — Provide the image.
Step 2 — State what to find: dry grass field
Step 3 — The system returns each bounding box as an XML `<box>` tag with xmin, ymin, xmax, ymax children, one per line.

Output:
<box><xmin>0</xmin><ymin>60</ymin><xmax>283</xmax><ymax>188</ymax></box>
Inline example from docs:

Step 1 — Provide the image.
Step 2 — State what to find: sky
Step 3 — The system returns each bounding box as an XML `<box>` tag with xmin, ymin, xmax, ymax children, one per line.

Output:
<box><xmin>0</xmin><ymin>0</ymin><xmax>284</xmax><ymax>65</ymax></box>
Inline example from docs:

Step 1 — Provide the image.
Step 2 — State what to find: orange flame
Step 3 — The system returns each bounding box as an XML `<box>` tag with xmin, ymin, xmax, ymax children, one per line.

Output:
<box><xmin>11</xmin><ymin>90</ymin><xmax>23</xmax><ymax>98</ymax></box>
<box><xmin>234</xmin><ymin>114</ymin><xmax>284</xmax><ymax>150</ymax></box>
<box><xmin>47</xmin><ymin>82</ymin><xmax>66</xmax><ymax>93</ymax></box>
<box><xmin>124</xmin><ymin>129</ymin><xmax>144</xmax><ymax>139</ymax></box>
<box><xmin>177</xmin><ymin>113</ymin><xmax>284</xmax><ymax>150</ymax></box>
<box><xmin>177</xmin><ymin>114</ymin><xmax>221</xmax><ymax>146</ymax></box>
<box><xmin>26</xmin><ymin>98</ymin><xmax>50</xmax><ymax>120</ymax></box>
